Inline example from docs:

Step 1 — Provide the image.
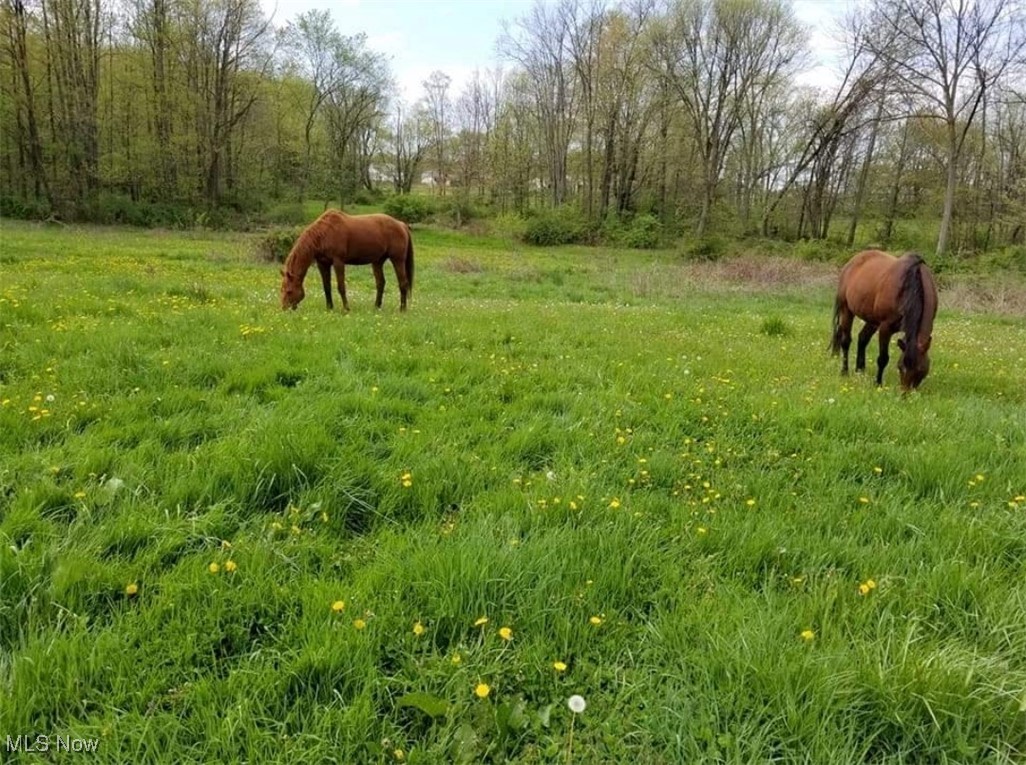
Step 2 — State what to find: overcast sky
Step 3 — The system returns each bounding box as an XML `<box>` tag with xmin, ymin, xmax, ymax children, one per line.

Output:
<box><xmin>259</xmin><ymin>0</ymin><xmax>859</xmax><ymax>102</ymax></box>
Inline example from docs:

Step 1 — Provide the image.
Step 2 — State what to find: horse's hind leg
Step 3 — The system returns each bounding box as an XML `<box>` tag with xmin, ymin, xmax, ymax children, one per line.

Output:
<box><xmin>317</xmin><ymin>261</ymin><xmax>334</xmax><ymax>310</ymax></box>
<box><xmin>372</xmin><ymin>262</ymin><xmax>386</xmax><ymax>309</ymax></box>
<box><xmin>390</xmin><ymin>257</ymin><xmax>410</xmax><ymax>312</ymax></box>
<box><xmin>855</xmin><ymin>322</ymin><xmax>878</xmax><ymax>373</ymax></box>
<box><xmin>334</xmin><ymin>263</ymin><xmax>350</xmax><ymax>312</ymax></box>
<box><xmin>837</xmin><ymin>307</ymin><xmax>854</xmax><ymax>375</ymax></box>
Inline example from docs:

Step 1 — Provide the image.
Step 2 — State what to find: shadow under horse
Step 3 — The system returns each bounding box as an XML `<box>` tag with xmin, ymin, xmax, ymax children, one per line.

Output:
<box><xmin>830</xmin><ymin>249</ymin><xmax>938</xmax><ymax>391</ymax></box>
<box><xmin>280</xmin><ymin>209</ymin><xmax>414</xmax><ymax>312</ymax></box>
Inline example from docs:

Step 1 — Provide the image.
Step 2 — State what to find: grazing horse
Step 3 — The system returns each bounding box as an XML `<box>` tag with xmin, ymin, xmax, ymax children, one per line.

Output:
<box><xmin>830</xmin><ymin>249</ymin><xmax>938</xmax><ymax>391</ymax></box>
<box><xmin>279</xmin><ymin>210</ymin><xmax>414</xmax><ymax>312</ymax></box>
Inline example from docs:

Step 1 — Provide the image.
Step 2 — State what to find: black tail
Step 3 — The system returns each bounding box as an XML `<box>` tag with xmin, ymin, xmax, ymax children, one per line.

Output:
<box><xmin>829</xmin><ymin>295</ymin><xmax>844</xmax><ymax>355</ymax></box>
<box><xmin>405</xmin><ymin>224</ymin><xmax>414</xmax><ymax>300</ymax></box>
<box><xmin>898</xmin><ymin>253</ymin><xmax>925</xmax><ymax>363</ymax></box>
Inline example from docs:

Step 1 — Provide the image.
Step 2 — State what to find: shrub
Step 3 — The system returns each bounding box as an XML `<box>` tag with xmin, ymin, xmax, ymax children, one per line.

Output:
<box><xmin>621</xmin><ymin>214</ymin><xmax>662</xmax><ymax>249</ymax></box>
<box><xmin>0</xmin><ymin>195</ymin><xmax>52</xmax><ymax>221</ymax></box>
<box><xmin>254</xmin><ymin>227</ymin><xmax>303</xmax><ymax>263</ymax></box>
<box><xmin>681</xmin><ymin>235</ymin><xmax>729</xmax><ymax>262</ymax></box>
<box><xmin>383</xmin><ymin>194</ymin><xmax>434</xmax><ymax>224</ymax></box>
<box><xmin>264</xmin><ymin>202</ymin><xmax>309</xmax><ymax>227</ymax></box>
<box><xmin>522</xmin><ymin>208</ymin><xmax>588</xmax><ymax>246</ymax></box>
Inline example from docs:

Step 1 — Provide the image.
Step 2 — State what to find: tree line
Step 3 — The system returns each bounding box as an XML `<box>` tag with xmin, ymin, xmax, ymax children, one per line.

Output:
<box><xmin>2</xmin><ymin>0</ymin><xmax>1024</xmax><ymax>254</ymax></box>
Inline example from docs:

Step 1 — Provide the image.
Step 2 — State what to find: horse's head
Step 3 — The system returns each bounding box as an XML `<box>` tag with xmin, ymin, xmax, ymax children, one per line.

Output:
<box><xmin>897</xmin><ymin>336</ymin><xmax>931</xmax><ymax>391</ymax></box>
<box><xmin>280</xmin><ymin>268</ymin><xmax>304</xmax><ymax>310</ymax></box>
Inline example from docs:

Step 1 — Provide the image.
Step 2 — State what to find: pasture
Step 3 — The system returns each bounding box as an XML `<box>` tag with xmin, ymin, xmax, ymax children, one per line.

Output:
<box><xmin>2</xmin><ymin>221</ymin><xmax>1026</xmax><ymax>763</ymax></box>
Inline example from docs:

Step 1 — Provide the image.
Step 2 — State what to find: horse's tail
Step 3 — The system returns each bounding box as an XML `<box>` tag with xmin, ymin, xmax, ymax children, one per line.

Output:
<box><xmin>899</xmin><ymin>253</ymin><xmax>925</xmax><ymax>362</ymax></box>
<box><xmin>829</xmin><ymin>294</ymin><xmax>844</xmax><ymax>355</ymax></box>
<box><xmin>405</xmin><ymin>224</ymin><xmax>415</xmax><ymax>298</ymax></box>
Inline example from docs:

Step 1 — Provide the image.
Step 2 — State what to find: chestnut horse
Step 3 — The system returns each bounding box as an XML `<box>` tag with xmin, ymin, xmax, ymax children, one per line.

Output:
<box><xmin>279</xmin><ymin>210</ymin><xmax>414</xmax><ymax>311</ymax></box>
<box><xmin>830</xmin><ymin>249</ymin><xmax>938</xmax><ymax>391</ymax></box>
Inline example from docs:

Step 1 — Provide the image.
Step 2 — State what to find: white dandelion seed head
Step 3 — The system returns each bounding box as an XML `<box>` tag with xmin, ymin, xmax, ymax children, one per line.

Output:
<box><xmin>567</xmin><ymin>695</ymin><xmax>586</xmax><ymax>714</ymax></box>
<box><xmin>46</xmin><ymin>394</ymin><xmax>55</xmax><ymax>402</ymax></box>
<box><xmin>545</xmin><ymin>470</ymin><xmax>556</xmax><ymax>482</ymax></box>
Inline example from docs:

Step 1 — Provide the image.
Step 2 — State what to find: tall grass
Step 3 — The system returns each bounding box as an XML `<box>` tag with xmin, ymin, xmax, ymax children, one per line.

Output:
<box><xmin>1</xmin><ymin>221</ymin><xmax>1025</xmax><ymax>762</ymax></box>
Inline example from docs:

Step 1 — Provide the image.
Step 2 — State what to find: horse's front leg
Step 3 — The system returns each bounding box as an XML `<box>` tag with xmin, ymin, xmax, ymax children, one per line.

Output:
<box><xmin>856</xmin><ymin>322</ymin><xmax>878</xmax><ymax>373</ymax></box>
<box><xmin>372</xmin><ymin>262</ymin><xmax>386</xmax><ymax>309</ymax></box>
<box><xmin>876</xmin><ymin>324</ymin><xmax>894</xmax><ymax>386</ymax></box>
<box><xmin>334</xmin><ymin>262</ymin><xmax>349</xmax><ymax>312</ymax></box>
<box><xmin>317</xmin><ymin>260</ymin><xmax>334</xmax><ymax>310</ymax></box>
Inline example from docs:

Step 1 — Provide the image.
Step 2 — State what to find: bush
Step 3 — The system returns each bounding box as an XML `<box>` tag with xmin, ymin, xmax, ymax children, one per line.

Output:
<box><xmin>522</xmin><ymin>208</ymin><xmax>588</xmax><ymax>246</ymax></box>
<box><xmin>621</xmin><ymin>214</ymin><xmax>662</xmax><ymax>249</ymax></box>
<box><xmin>680</xmin><ymin>235</ymin><xmax>729</xmax><ymax>262</ymax></box>
<box><xmin>383</xmin><ymin>194</ymin><xmax>434</xmax><ymax>224</ymax></box>
<box><xmin>255</xmin><ymin>227</ymin><xmax>303</xmax><ymax>263</ymax></box>
<box><xmin>263</xmin><ymin>202</ymin><xmax>309</xmax><ymax>227</ymax></box>
<box><xmin>0</xmin><ymin>195</ymin><xmax>52</xmax><ymax>221</ymax></box>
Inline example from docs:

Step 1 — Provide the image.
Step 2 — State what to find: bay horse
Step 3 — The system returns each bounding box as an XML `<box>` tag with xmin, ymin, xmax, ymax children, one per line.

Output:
<box><xmin>830</xmin><ymin>249</ymin><xmax>938</xmax><ymax>391</ymax></box>
<box><xmin>279</xmin><ymin>210</ymin><xmax>414</xmax><ymax>312</ymax></box>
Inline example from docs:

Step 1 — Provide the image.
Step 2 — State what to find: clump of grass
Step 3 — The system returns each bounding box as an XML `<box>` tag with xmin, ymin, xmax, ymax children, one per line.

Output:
<box><xmin>760</xmin><ymin>315</ymin><xmax>791</xmax><ymax>337</ymax></box>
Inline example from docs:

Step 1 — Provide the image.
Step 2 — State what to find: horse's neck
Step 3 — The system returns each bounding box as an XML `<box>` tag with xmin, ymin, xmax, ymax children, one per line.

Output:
<box><xmin>286</xmin><ymin>240</ymin><xmax>315</xmax><ymax>280</ymax></box>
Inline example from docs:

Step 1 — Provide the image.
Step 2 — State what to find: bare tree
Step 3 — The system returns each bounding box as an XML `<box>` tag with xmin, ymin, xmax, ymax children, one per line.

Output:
<box><xmin>653</xmin><ymin>0</ymin><xmax>804</xmax><ymax>237</ymax></box>
<box><xmin>281</xmin><ymin>9</ymin><xmax>341</xmax><ymax>202</ymax></box>
<box><xmin>389</xmin><ymin>99</ymin><xmax>427</xmax><ymax>194</ymax></box>
<box><xmin>501</xmin><ymin>0</ymin><xmax>579</xmax><ymax>206</ymax></box>
<box><xmin>865</xmin><ymin>0</ymin><xmax>1026</xmax><ymax>255</ymax></box>
<box><xmin>422</xmin><ymin>69</ymin><xmax>451</xmax><ymax>194</ymax></box>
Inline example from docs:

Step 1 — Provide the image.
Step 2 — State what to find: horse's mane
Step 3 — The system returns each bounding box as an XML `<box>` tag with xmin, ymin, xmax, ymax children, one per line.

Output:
<box><xmin>284</xmin><ymin>212</ymin><xmax>336</xmax><ymax>277</ymax></box>
<box><xmin>899</xmin><ymin>253</ymin><xmax>926</xmax><ymax>363</ymax></box>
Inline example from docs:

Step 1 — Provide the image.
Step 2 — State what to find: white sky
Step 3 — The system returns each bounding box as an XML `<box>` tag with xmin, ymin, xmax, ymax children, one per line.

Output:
<box><xmin>260</xmin><ymin>0</ymin><xmax>861</xmax><ymax>102</ymax></box>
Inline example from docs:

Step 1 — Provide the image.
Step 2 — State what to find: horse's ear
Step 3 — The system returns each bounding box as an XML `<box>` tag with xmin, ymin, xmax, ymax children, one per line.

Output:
<box><xmin>897</xmin><ymin>338</ymin><xmax>907</xmax><ymax>352</ymax></box>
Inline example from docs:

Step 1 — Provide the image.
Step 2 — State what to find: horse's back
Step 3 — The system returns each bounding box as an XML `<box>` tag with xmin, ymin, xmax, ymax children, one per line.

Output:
<box><xmin>838</xmin><ymin>249</ymin><xmax>903</xmax><ymax>323</ymax></box>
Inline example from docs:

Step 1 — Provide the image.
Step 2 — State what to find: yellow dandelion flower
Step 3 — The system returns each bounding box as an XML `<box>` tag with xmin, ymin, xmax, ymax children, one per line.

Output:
<box><xmin>332</xmin><ymin>600</ymin><xmax>346</xmax><ymax>613</ymax></box>
<box><xmin>220</xmin><ymin>539</ymin><xmax>232</xmax><ymax>550</ymax></box>
<box><xmin>553</xmin><ymin>661</ymin><xmax>567</xmax><ymax>672</ymax></box>
<box><xmin>745</xmin><ymin>498</ymin><xmax>756</xmax><ymax>507</ymax></box>
<box><xmin>696</xmin><ymin>526</ymin><xmax>708</xmax><ymax>534</ymax></box>
<box><xmin>474</xmin><ymin>616</ymin><xmax>489</xmax><ymax>627</ymax></box>
<box><xmin>609</xmin><ymin>498</ymin><xmax>621</xmax><ymax>509</ymax></box>
<box><xmin>354</xmin><ymin>618</ymin><xmax>367</xmax><ymax>630</ymax></box>
<box><xmin>800</xmin><ymin>629</ymin><xmax>815</xmax><ymax>641</ymax></box>
<box><xmin>224</xmin><ymin>560</ymin><xmax>238</xmax><ymax>573</ymax></box>
<box><xmin>474</xmin><ymin>683</ymin><xmax>491</xmax><ymax>699</ymax></box>
<box><xmin>413</xmin><ymin>621</ymin><xmax>426</xmax><ymax>636</ymax></box>
<box><xmin>589</xmin><ymin>615</ymin><xmax>603</xmax><ymax>626</ymax></box>
<box><xmin>208</xmin><ymin>562</ymin><xmax>220</xmax><ymax>574</ymax></box>
<box><xmin>858</xmin><ymin>497</ymin><xmax>870</xmax><ymax>504</ymax></box>
<box><xmin>866</xmin><ymin>579</ymin><xmax>877</xmax><ymax>590</ymax></box>
<box><xmin>498</xmin><ymin>626</ymin><xmax>513</xmax><ymax>641</ymax></box>
<box><xmin>451</xmin><ymin>653</ymin><xmax>462</xmax><ymax>665</ymax></box>
<box><xmin>393</xmin><ymin>748</ymin><xmax>404</xmax><ymax>761</ymax></box>
<box><xmin>858</xmin><ymin>583</ymin><xmax>870</xmax><ymax>596</ymax></box>
<box><xmin>74</xmin><ymin>491</ymin><xmax>86</xmax><ymax>499</ymax></box>
<box><xmin>125</xmin><ymin>582</ymin><xmax>139</xmax><ymax>596</ymax></box>
<box><xmin>873</xmin><ymin>466</ymin><xmax>883</xmax><ymax>474</ymax></box>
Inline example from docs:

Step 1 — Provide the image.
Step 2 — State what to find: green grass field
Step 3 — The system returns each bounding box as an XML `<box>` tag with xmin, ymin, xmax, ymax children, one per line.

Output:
<box><xmin>2</xmin><ymin>220</ymin><xmax>1026</xmax><ymax>763</ymax></box>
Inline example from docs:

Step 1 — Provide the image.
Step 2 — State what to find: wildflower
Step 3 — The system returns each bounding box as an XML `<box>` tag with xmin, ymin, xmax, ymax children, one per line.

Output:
<box><xmin>393</xmin><ymin>749</ymin><xmax>404</xmax><ymax>761</ymax></box>
<box><xmin>125</xmin><ymin>582</ymin><xmax>139</xmax><ymax>597</ymax></box>
<box><xmin>498</xmin><ymin>626</ymin><xmax>513</xmax><ymax>641</ymax></box>
<box><xmin>208</xmin><ymin>562</ymin><xmax>220</xmax><ymax>574</ymax></box>
<box><xmin>873</xmin><ymin>466</ymin><xmax>883</xmax><ymax>474</ymax></box>
<box><xmin>332</xmin><ymin>600</ymin><xmax>345</xmax><ymax>613</ymax></box>
<box><xmin>553</xmin><ymin>661</ymin><xmax>567</xmax><ymax>672</ymax></box>
<box><xmin>401</xmin><ymin>471</ymin><xmax>413</xmax><ymax>488</ymax></box>
<box><xmin>858</xmin><ymin>497</ymin><xmax>870</xmax><ymax>504</ymax></box>
<box><xmin>413</xmin><ymin>621</ymin><xmax>425</xmax><ymax>636</ymax></box>
<box><xmin>224</xmin><ymin>560</ymin><xmax>238</xmax><ymax>573</ymax></box>
<box><xmin>354</xmin><ymin>618</ymin><xmax>367</xmax><ymax>630</ymax></box>
<box><xmin>696</xmin><ymin>526</ymin><xmax>708</xmax><ymax>535</ymax></box>
<box><xmin>474</xmin><ymin>683</ymin><xmax>491</xmax><ymax>699</ymax></box>
<box><xmin>474</xmin><ymin>616</ymin><xmax>488</xmax><ymax>627</ymax></box>
<box><xmin>74</xmin><ymin>491</ymin><xmax>86</xmax><ymax>499</ymax></box>
<box><xmin>745</xmin><ymin>498</ymin><xmax>756</xmax><ymax>507</ymax></box>
<box><xmin>220</xmin><ymin>540</ymin><xmax>232</xmax><ymax>550</ymax></box>
<box><xmin>567</xmin><ymin>695</ymin><xmax>586</xmax><ymax>713</ymax></box>
<box><xmin>589</xmin><ymin>615</ymin><xmax>603</xmax><ymax>626</ymax></box>
<box><xmin>609</xmin><ymin>498</ymin><xmax>621</xmax><ymax>509</ymax></box>
<box><xmin>451</xmin><ymin>653</ymin><xmax>462</xmax><ymax>665</ymax></box>
<box><xmin>800</xmin><ymin>629</ymin><xmax>815</xmax><ymax>641</ymax></box>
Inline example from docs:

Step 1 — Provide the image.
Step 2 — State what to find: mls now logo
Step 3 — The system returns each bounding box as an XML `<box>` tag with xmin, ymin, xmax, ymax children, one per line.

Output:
<box><xmin>6</xmin><ymin>734</ymin><xmax>100</xmax><ymax>753</ymax></box>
